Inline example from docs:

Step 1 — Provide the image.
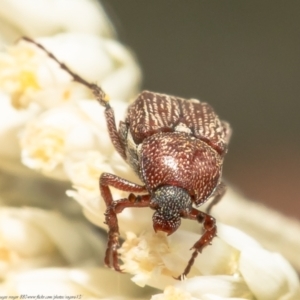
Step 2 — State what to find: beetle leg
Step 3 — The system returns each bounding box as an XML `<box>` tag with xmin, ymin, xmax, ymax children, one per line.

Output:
<box><xmin>104</xmin><ymin>194</ymin><xmax>151</xmax><ymax>272</ymax></box>
<box><xmin>100</xmin><ymin>173</ymin><xmax>148</xmax><ymax>271</ymax></box>
<box><xmin>178</xmin><ymin>208</ymin><xmax>217</xmax><ymax>279</ymax></box>
<box><xmin>206</xmin><ymin>182</ymin><xmax>226</xmax><ymax>214</ymax></box>
<box><xmin>22</xmin><ymin>37</ymin><xmax>127</xmax><ymax>160</ymax></box>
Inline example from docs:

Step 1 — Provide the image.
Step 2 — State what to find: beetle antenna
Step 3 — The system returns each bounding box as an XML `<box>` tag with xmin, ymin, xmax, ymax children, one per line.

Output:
<box><xmin>22</xmin><ymin>37</ymin><xmax>110</xmax><ymax>107</ymax></box>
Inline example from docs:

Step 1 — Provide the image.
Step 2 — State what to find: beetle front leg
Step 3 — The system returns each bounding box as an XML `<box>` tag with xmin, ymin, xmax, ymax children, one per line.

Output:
<box><xmin>179</xmin><ymin>208</ymin><xmax>217</xmax><ymax>279</ymax></box>
<box><xmin>104</xmin><ymin>194</ymin><xmax>151</xmax><ymax>271</ymax></box>
<box><xmin>100</xmin><ymin>173</ymin><xmax>148</xmax><ymax>271</ymax></box>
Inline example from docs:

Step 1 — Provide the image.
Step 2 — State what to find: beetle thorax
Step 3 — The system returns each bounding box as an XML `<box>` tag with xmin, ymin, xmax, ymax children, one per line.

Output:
<box><xmin>151</xmin><ymin>185</ymin><xmax>192</xmax><ymax>235</ymax></box>
<box><xmin>140</xmin><ymin>132</ymin><xmax>222</xmax><ymax>204</ymax></box>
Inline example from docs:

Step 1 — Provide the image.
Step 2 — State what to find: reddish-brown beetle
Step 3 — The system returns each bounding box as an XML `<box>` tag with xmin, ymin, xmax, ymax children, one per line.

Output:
<box><xmin>23</xmin><ymin>37</ymin><xmax>231</xmax><ymax>279</ymax></box>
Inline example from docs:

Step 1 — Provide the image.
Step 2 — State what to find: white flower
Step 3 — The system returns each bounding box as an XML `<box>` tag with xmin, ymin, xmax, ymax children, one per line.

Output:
<box><xmin>34</xmin><ymin>33</ymin><xmax>141</xmax><ymax>100</ymax></box>
<box><xmin>0</xmin><ymin>0</ymin><xmax>114</xmax><ymax>43</ymax></box>
<box><xmin>0</xmin><ymin>31</ymin><xmax>141</xmax><ymax>178</ymax></box>
<box><xmin>20</xmin><ymin>101</ymin><xmax>103</xmax><ymax>178</ymax></box>
<box><xmin>0</xmin><ymin>207</ymin><xmax>106</xmax><ymax>280</ymax></box>
<box><xmin>0</xmin><ymin>36</ymin><xmax>76</xmax><ymax>108</ymax></box>
<box><xmin>0</xmin><ymin>0</ymin><xmax>141</xmax><ymax>176</ymax></box>
<box><xmin>151</xmin><ymin>286</ymin><xmax>198</xmax><ymax>300</ymax></box>
<box><xmin>0</xmin><ymin>33</ymin><xmax>140</xmax><ymax>110</ymax></box>
<box><xmin>0</xmin><ymin>268</ymin><xmax>149</xmax><ymax>299</ymax></box>
<box><xmin>20</xmin><ymin>97</ymin><xmax>129</xmax><ymax>179</ymax></box>
<box><xmin>119</xmin><ymin>224</ymin><xmax>300</xmax><ymax>299</ymax></box>
<box><xmin>0</xmin><ymin>92</ymin><xmax>39</xmax><ymax>166</ymax></box>
<box><xmin>206</xmin><ymin>187</ymin><xmax>300</xmax><ymax>274</ymax></box>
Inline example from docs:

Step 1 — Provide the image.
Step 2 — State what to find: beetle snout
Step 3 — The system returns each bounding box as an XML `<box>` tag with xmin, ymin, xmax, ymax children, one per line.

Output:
<box><xmin>152</xmin><ymin>211</ymin><xmax>181</xmax><ymax>236</ymax></box>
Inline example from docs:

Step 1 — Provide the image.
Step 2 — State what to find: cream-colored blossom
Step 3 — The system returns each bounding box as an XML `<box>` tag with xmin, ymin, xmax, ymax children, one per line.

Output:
<box><xmin>0</xmin><ymin>207</ymin><xmax>106</xmax><ymax>280</ymax></box>
<box><xmin>0</xmin><ymin>92</ymin><xmax>39</xmax><ymax>163</ymax></box>
<box><xmin>119</xmin><ymin>229</ymin><xmax>239</xmax><ymax>289</ymax></box>
<box><xmin>0</xmin><ymin>268</ymin><xmax>149</xmax><ymax>299</ymax></box>
<box><xmin>20</xmin><ymin>97</ymin><xmax>129</xmax><ymax>179</ymax></box>
<box><xmin>0</xmin><ymin>0</ymin><xmax>141</xmax><ymax>177</ymax></box>
<box><xmin>0</xmin><ymin>38</ymin><xmax>79</xmax><ymax>110</ymax></box>
<box><xmin>0</xmin><ymin>0</ymin><xmax>114</xmax><ymax>43</ymax></box>
<box><xmin>209</xmin><ymin>187</ymin><xmax>300</xmax><ymax>273</ymax></box>
<box><xmin>0</xmin><ymin>33</ymin><xmax>140</xmax><ymax>110</ymax></box>
<box><xmin>0</xmin><ymin>31</ymin><xmax>141</xmax><ymax>177</ymax></box>
<box><xmin>119</xmin><ymin>224</ymin><xmax>300</xmax><ymax>299</ymax></box>
<box><xmin>151</xmin><ymin>286</ymin><xmax>197</xmax><ymax>300</ymax></box>
<box><xmin>20</xmin><ymin>101</ymin><xmax>104</xmax><ymax>178</ymax></box>
<box><xmin>35</xmin><ymin>33</ymin><xmax>141</xmax><ymax>99</ymax></box>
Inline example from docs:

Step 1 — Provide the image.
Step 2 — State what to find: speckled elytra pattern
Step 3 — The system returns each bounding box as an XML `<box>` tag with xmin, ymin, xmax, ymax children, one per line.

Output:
<box><xmin>127</xmin><ymin>90</ymin><xmax>228</xmax><ymax>155</ymax></box>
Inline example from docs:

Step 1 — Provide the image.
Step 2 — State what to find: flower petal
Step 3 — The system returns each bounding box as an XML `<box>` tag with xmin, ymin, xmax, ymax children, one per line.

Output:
<box><xmin>151</xmin><ymin>286</ymin><xmax>197</xmax><ymax>300</ymax></box>
<box><xmin>239</xmin><ymin>248</ymin><xmax>300</xmax><ymax>300</ymax></box>
<box><xmin>119</xmin><ymin>229</ymin><xmax>242</xmax><ymax>290</ymax></box>
<box><xmin>175</xmin><ymin>276</ymin><xmax>252</xmax><ymax>299</ymax></box>
<box><xmin>0</xmin><ymin>0</ymin><xmax>114</xmax><ymax>42</ymax></box>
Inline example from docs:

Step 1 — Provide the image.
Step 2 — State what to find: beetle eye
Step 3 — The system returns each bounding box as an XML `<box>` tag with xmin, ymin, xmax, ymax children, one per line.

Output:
<box><xmin>152</xmin><ymin>211</ymin><xmax>181</xmax><ymax>236</ymax></box>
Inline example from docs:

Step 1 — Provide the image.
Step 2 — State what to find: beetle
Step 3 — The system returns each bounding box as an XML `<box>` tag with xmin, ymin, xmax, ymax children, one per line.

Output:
<box><xmin>23</xmin><ymin>37</ymin><xmax>231</xmax><ymax>279</ymax></box>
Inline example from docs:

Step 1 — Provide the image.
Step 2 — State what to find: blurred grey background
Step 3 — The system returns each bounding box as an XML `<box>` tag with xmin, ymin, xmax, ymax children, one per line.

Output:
<box><xmin>102</xmin><ymin>1</ymin><xmax>300</xmax><ymax>220</ymax></box>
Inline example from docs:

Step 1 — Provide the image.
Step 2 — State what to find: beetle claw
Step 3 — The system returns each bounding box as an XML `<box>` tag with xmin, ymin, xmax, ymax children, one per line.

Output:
<box><xmin>173</xmin><ymin>274</ymin><xmax>186</xmax><ymax>281</ymax></box>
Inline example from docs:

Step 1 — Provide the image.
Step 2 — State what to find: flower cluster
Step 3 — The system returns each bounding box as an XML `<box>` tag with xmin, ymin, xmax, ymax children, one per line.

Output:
<box><xmin>0</xmin><ymin>0</ymin><xmax>299</xmax><ymax>299</ymax></box>
<box><xmin>120</xmin><ymin>224</ymin><xmax>300</xmax><ymax>299</ymax></box>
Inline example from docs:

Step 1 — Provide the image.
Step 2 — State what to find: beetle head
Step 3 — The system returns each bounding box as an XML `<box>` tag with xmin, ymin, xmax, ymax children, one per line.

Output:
<box><xmin>151</xmin><ymin>185</ymin><xmax>192</xmax><ymax>236</ymax></box>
